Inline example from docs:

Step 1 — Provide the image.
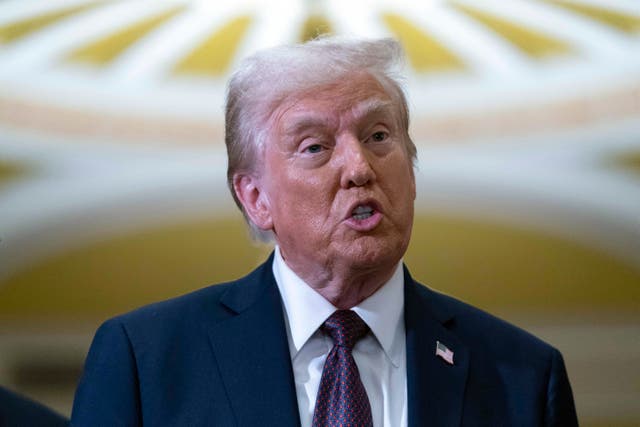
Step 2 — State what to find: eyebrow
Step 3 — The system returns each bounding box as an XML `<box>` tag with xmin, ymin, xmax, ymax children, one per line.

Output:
<box><xmin>351</xmin><ymin>99</ymin><xmax>396</xmax><ymax>121</ymax></box>
<box><xmin>281</xmin><ymin>99</ymin><xmax>397</xmax><ymax>137</ymax></box>
<box><xmin>281</xmin><ymin>115</ymin><xmax>331</xmax><ymax>137</ymax></box>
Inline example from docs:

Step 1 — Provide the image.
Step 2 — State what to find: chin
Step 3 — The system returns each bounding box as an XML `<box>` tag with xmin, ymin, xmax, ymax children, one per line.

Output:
<box><xmin>342</xmin><ymin>237</ymin><xmax>406</xmax><ymax>271</ymax></box>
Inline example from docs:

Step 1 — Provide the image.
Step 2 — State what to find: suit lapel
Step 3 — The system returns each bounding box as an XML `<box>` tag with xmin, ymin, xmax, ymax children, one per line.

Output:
<box><xmin>207</xmin><ymin>257</ymin><xmax>300</xmax><ymax>427</ymax></box>
<box><xmin>205</xmin><ymin>259</ymin><xmax>470</xmax><ymax>427</ymax></box>
<box><xmin>404</xmin><ymin>268</ymin><xmax>470</xmax><ymax>427</ymax></box>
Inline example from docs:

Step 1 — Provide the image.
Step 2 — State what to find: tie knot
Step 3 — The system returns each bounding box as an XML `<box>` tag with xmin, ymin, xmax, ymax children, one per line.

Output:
<box><xmin>321</xmin><ymin>310</ymin><xmax>369</xmax><ymax>349</ymax></box>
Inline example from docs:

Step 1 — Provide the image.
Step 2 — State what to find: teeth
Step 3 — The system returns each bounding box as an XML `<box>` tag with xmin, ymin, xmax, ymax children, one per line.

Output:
<box><xmin>353</xmin><ymin>205</ymin><xmax>372</xmax><ymax>214</ymax></box>
<box><xmin>352</xmin><ymin>205</ymin><xmax>373</xmax><ymax>220</ymax></box>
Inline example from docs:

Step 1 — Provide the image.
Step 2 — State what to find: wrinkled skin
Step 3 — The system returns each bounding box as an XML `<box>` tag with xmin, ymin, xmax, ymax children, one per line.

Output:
<box><xmin>234</xmin><ymin>73</ymin><xmax>415</xmax><ymax>308</ymax></box>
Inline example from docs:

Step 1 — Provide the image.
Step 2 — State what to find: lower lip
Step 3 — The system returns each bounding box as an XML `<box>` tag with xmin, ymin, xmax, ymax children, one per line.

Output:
<box><xmin>344</xmin><ymin>210</ymin><xmax>383</xmax><ymax>231</ymax></box>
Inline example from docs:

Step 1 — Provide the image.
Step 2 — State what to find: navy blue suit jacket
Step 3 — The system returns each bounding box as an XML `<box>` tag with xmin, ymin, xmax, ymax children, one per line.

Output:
<box><xmin>72</xmin><ymin>255</ymin><xmax>578</xmax><ymax>426</ymax></box>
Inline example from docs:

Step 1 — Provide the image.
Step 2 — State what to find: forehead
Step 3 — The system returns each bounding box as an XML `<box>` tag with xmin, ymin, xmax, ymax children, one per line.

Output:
<box><xmin>271</xmin><ymin>73</ymin><xmax>398</xmax><ymax>132</ymax></box>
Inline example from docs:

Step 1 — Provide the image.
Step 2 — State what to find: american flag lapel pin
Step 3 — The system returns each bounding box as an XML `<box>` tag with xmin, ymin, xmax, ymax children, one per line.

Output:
<box><xmin>436</xmin><ymin>340</ymin><xmax>454</xmax><ymax>365</ymax></box>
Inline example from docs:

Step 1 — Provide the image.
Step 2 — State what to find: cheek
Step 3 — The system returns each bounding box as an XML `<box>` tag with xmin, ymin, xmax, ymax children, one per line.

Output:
<box><xmin>285</xmin><ymin>169</ymin><xmax>336</xmax><ymax>203</ymax></box>
<box><xmin>381</xmin><ymin>155</ymin><xmax>414</xmax><ymax>188</ymax></box>
<box><xmin>381</xmin><ymin>163</ymin><xmax>415</xmax><ymax>218</ymax></box>
<box><xmin>272</xmin><ymin>173</ymin><xmax>333</xmax><ymax>221</ymax></box>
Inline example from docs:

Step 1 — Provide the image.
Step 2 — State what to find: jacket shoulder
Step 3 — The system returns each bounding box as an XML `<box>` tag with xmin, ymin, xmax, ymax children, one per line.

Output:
<box><xmin>411</xmin><ymin>279</ymin><xmax>557</xmax><ymax>361</ymax></box>
<box><xmin>105</xmin><ymin>258</ymin><xmax>274</xmax><ymax>340</ymax></box>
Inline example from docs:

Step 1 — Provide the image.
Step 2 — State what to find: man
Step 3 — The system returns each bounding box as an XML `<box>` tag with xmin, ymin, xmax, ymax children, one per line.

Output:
<box><xmin>72</xmin><ymin>38</ymin><xmax>578</xmax><ymax>426</ymax></box>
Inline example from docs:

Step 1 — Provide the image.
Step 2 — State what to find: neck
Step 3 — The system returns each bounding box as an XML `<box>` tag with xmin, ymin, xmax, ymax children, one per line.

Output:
<box><xmin>280</xmin><ymin>250</ymin><xmax>399</xmax><ymax>309</ymax></box>
<box><xmin>314</xmin><ymin>273</ymin><xmax>393</xmax><ymax>309</ymax></box>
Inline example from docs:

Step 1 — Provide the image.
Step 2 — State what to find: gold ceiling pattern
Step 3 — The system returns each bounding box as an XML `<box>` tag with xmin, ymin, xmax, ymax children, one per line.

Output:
<box><xmin>612</xmin><ymin>151</ymin><xmax>640</xmax><ymax>175</ymax></box>
<box><xmin>382</xmin><ymin>13</ymin><xmax>464</xmax><ymax>71</ymax></box>
<box><xmin>68</xmin><ymin>6</ymin><xmax>185</xmax><ymax>65</ymax></box>
<box><xmin>299</xmin><ymin>14</ymin><xmax>333</xmax><ymax>43</ymax></box>
<box><xmin>0</xmin><ymin>1</ymin><xmax>104</xmax><ymax>43</ymax></box>
<box><xmin>0</xmin><ymin>159</ymin><xmax>31</xmax><ymax>187</ymax></box>
<box><xmin>543</xmin><ymin>0</ymin><xmax>640</xmax><ymax>34</ymax></box>
<box><xmin>452</xmin><ymin>3</ymin><xmax>571</xmax><ymax>59</ymax></box>
<box><xmin>174</xmin><ymin>15</ymin><xmax>253</xmax><ymax>77</ymax></box>
<box><xmin>0</xmin><ymin>0</ymin><xmax>637</xmax><ymax>76</ymax></box>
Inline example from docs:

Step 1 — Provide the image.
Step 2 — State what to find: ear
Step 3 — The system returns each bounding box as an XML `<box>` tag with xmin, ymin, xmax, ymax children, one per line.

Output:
<box><xmin>233</xmin><ymin>173</ymin><xmax>273</xmax><ymax>231</ymax></box>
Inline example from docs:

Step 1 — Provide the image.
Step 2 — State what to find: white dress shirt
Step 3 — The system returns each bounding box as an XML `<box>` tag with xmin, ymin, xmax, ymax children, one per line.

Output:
<box><xmin>272</xmin><ymin>246</ymin><xmax>408</xmax><ymax>427</ymax></box>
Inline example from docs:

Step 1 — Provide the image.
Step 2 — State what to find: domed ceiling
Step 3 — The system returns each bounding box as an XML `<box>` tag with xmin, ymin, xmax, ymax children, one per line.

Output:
<box><xmin>1</xmin><ymin>1</ymin><xmax>639</xmax><ymax>421</ymax></box>
<box><xmin>0</xmin><ymin>0</ymin><xmax>639</xmax><ymax>311</ymax></box>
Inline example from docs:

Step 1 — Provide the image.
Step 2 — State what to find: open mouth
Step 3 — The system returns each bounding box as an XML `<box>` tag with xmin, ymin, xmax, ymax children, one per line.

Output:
<box><xmin>352</xmin><ymin>205</ymin><xmax>374</xmax><ymax>220</ymax></box>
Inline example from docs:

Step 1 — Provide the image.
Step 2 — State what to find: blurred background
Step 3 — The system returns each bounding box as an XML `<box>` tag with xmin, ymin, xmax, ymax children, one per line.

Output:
<box><xmin>0</xmin><ymin>0</ymin><xmax>638</xmax><ymax>424</ymax></box>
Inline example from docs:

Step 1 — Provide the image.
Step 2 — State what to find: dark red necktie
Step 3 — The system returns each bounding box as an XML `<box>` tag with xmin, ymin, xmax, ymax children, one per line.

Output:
<box><xmin>312</xmin><ymin>310</ymin><xmax>373</xmax><ymax>427</ymax></box>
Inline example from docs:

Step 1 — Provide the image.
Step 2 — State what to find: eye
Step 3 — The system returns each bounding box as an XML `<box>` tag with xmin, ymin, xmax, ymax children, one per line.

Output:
<box><xmin>305</xmin><ymin>143</ymin><xmax>324</xmax><ymax>154</ymax></box>
<box><xmin>370</xmin><ymin>131</ymin><xmax>388</xmax><ymax>142</ymax></box>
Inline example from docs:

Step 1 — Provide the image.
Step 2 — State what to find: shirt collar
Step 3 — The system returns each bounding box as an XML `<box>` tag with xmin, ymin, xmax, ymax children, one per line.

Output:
<box><xmin>272</xmin><ymin>246</ymin><xmax>405</xmax><ymax>367</ymax></box>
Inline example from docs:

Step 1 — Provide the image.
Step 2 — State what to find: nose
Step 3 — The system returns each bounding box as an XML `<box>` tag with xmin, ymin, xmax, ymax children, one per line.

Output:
<box><xmin>338</xmin><ymin>136</ymin><xmax>376</xmax><ymax>188</ymax></box>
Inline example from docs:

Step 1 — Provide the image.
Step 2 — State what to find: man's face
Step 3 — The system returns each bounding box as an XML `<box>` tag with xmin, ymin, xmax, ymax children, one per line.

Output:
<box><xmin>255</xmin><ymin>73</ymin><xmax>415</xmax><ymax>275</ymax></box>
